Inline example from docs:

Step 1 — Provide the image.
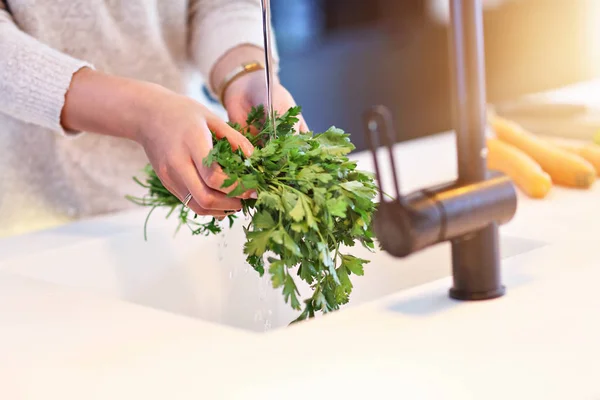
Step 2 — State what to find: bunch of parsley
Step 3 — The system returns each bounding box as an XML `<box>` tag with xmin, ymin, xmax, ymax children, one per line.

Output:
<box><xmin>128</xmin><ymin>106</ymin><xmax>378</xmax><ymax>323</ymax></box>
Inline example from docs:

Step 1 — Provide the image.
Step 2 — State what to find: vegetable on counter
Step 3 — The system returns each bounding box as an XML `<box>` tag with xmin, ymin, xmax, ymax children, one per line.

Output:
<box><xmin>128</xmin><ymin>106</ymin><xmax>378</xmax><ymax>323</ymax></box>
<box><xmin>487</xmin><ymin>137</ymin><xmax>552</xmax><ymax>199</ymax></box>
<box><xmin>489</xmin><ymin>114</ymin><xmax>596</xmax><ymax>189</ymax></box>
<box><xmin>550</xmin><ymin>142</ymin><xmax>600</xmax><ymax>177</ymax></box>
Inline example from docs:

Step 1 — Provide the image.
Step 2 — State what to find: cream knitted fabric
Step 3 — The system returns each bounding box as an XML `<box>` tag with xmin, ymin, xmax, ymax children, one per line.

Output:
<box><xmin>0</xmin><ymin>0</ymin><xmax>273</xmax><ymax>237</ymax></box>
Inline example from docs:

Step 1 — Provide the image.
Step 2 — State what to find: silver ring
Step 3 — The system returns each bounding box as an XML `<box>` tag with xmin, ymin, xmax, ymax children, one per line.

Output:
<box><xmin>183</xmin><ymin>192</ymin><xmax>193</xmax><ymax>207</ymax></box>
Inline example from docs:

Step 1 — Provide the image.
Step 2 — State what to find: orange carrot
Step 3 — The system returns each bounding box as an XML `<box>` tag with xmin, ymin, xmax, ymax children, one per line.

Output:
<box><xmin>489</xmin><ymin>115</ymin><xmax>596</xmax><ymax>189</ymax></box>
<box><xmin>551</xmin><ymin>141</ymin><xmax>600</xmax><ymax>177</ymax></box>
<box><xmin>487</xmin><ymin>137</ymin><xmax>552</xmax><ymax>199</ymax></box>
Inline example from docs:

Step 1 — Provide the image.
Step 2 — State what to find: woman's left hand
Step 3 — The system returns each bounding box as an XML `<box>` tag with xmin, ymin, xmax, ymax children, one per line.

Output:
<box><xmin>222</xmin><ymin>70</ymin><xmax>309</xmax><ymax>133</ymax></box>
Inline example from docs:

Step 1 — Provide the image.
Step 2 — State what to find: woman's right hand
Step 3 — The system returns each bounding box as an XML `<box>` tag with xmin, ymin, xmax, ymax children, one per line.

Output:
<box><xmin>136</xmin><ymin>87</ymin><xmax>255</xmax><ymax>217</ymax></box>
<box><xmin>61</xmin><ymin>68</ymin><xmax>253</xmax><ymax>217</ymax></box>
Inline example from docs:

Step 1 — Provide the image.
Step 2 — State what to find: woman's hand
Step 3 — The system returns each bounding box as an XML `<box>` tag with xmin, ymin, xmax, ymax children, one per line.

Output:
<box><xmin>209</xmin><ymin>45</ymin><xmax>307</xmax><ymax>133</ymax></box>
<box><xmin>137</xmin><ymin>88</ymin><xmax>256</xmax><ymax>217</ymax></box>
<box><xmin>61</xmin><ymin>68</ymin><xmax>255</xmax><ymax>218</ymax></box>
<box><xmin>222</xmin><ymin>70</ymin><xmax>309</xmax><ymax>133</ymax></box>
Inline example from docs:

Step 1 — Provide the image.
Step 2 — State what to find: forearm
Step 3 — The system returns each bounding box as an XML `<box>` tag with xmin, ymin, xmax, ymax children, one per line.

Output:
<box><xmin>61</xmin><ymin>68</ymin><xmax>164</xmax><ymax>141</ymax></box>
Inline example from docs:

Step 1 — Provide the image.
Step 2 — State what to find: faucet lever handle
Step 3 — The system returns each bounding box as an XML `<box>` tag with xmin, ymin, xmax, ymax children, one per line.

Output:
<box><xmin>363</xmin><ymin>105</ymin><xmax>402</xmax><ymax>203</ymax></box>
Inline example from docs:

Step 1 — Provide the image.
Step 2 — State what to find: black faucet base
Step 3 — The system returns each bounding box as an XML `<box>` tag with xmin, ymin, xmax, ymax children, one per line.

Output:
<box><xmin>449</xmin><ymin>285</ymin><xmax>505</xmax><ymax>301</ymax></box>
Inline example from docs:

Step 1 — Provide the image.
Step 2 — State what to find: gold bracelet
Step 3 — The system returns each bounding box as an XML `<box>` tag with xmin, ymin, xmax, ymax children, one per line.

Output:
<box><xmin>217</xmin><ymin>61</ymin><xmax>265</xmax><ymax>105</ymax></box>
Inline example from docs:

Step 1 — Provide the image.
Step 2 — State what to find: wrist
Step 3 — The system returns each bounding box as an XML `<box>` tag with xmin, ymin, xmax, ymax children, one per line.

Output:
<box><xmin>131</xmin><ymin>82</ymin><xmax>175</xmax><ymax>142</ymax></box>
<box><xmin>217</xmin><ymin>62</ymin><xmax>266</xmax><ymax>105</ymax></box>
<box><xmin>222</xmin><ymin>69</ymin><xmax>279</xmax><ymax>107</ymax></box>
<box><xmin>209</xmin><ymin>44</ymin><xmax>277</xmax><ymax>95</ymax></box>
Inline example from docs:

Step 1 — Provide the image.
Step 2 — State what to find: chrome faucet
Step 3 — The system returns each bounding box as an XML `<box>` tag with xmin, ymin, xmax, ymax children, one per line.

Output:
<box><xmin>364</xmin><ymin>0</ymin><xmax>518</xmax><ymax>301</ymax></box>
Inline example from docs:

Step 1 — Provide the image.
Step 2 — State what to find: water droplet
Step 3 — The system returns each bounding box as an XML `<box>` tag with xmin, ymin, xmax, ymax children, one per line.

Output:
<box><xmin>254</xmin><ymin>311</ymin><xmax>263</xmax><ymax>322</ymax></box>
<box><xmin>228</xmin><ymin>271</ymin><xmax>233</xmax><ymax>279</ymax></box>
<box><xmin>267</xmin><ymin>310</ymin><xmax>273</xmax><ymax>316</ymax></box>
<box><xmin>264</xmin><ymin>320</ymin><xmax>272</xmax><ymax>331</ymax></box>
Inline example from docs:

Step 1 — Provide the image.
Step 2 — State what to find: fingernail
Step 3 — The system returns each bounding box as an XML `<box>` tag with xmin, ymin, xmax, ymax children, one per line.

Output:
<box><xmin>250</xmin><ymin>191</ymin><xmax>258</xmax><ymax>199</ymax></box>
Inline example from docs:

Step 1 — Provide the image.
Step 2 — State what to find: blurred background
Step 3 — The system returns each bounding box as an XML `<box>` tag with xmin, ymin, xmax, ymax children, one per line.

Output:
<box><xmin>269</xmin><ymin>0</ymin><xmax>600</xmax><ymax>151</ymax></box>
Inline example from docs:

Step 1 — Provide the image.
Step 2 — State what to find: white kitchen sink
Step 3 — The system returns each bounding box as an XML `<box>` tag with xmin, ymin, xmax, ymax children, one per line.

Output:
<box><xmin>0</xmin><ymin>208</ymin><xmax>546</xmax><ymax>333</ymax></box>
<box><xmin>0</xmin><ymin>130</ymin><xmax>546</xmax><ymax>333</ymax></box>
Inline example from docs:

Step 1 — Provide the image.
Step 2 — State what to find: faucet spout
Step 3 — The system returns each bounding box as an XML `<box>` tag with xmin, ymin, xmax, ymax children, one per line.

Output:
<box><xmin>364</xmin><ymin>0</ymin><xmax>518</xmax><ymax>301</ymax></box>
<box><xmin>449</xmin><ymin>0</ymin><xmax>488</xmax><ymax>185</ymax></box>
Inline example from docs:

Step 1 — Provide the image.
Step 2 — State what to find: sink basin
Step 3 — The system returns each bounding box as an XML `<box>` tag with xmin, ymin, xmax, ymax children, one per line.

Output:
<box><xmin>0</xmin><ymin>209</ymin><xmax>546</xmax><ymax>333</ymax></box>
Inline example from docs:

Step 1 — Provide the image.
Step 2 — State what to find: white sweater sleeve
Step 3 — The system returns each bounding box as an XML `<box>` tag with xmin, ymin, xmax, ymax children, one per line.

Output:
<box><xmin>0</xmin><ymin>5</ymin><xmax>92</xmax><ymax>135</ymax></box>
<box><xmin>187</xmin><ymin>0</ymin><xmax>279</xmax><ymax>88</ymax></box>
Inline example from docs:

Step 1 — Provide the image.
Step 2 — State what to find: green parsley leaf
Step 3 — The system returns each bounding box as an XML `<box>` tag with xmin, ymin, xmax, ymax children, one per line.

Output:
<box><xmin>283</xmin><ymin>274</ymin><xmax>301</xmax><ymax>310</ymax></box>
<box><xmin>269</xmin><ymin>260</ymin><xmax>285</xmax><ymax>288</ymax></box>
<box><xmin>244</xmin><ymin>229</ymin><xmax>271</xmax><ymax>257</ymax></box>
<box><xmin>247</xmin><ymin>255</ymin><xmax>265</xmax><ymax>276</ymax></box>
<box><xmin>341</xmin><ymin>254</ymin><xmax>369</xmax><ymax>276</ymax></box>
<box><xmin>228</xmin><ymin>181</ymin><xmax>247</xmax><ymax>198</ymax></box>
<box><xmin>314</xmin><ymin>127</ymin><xmax>355</xmax><ymax>156</ymax></box>
<box><xmin>326</xmin><ymin>198</ymin><xmax>348</xmax><ymax>218</ymax></box>
<box><xmin>256</xmin><ymin>192</ymin><xmax>284</xmax><ymax>212</ymax></box>
<box><xmin>289</xmin><ymin>197</ymin><xmax>305</xmax><ymax>222</ymax></box>
<box><xmin>253</xmin><ymin>211</ymin><xmax>276</xmax><ymax>230</ymax></box>
<box><xmin>271</xmin><ymin>229</ymin><xmax>302</xmax><ymax>257</ymax></box>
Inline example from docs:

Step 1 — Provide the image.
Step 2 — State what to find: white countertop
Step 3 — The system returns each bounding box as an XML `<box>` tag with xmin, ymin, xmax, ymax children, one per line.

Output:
<box><xmin>2</xmin><ymin>81</ymin><xmax>600</xmax><ymax>399</ymax></box>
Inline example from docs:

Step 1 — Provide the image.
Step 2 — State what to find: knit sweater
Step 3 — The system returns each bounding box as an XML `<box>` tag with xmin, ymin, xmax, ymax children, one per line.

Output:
<box><xmin>0</xmin><ymin>0</ymin><xmax>272</xmax><ymax>237</ymax></box>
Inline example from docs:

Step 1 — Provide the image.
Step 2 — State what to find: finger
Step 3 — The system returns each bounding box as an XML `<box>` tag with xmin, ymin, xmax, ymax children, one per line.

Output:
<box><xmin>189</xmin><ymin>123</ymin><xmax>256</xmax><ymax>199</ymax></box>
<box><xmin>297</xmin><ymin>114</ymin><xmax>309</xmax><ymax>134</ymax></box>
<box><xmin>194</xmin><ymin>153</ymin><xmax>256</xmax><ymax>200</ymax></box>
<box><xmin>227</xmin><ymin>105</ymin><xmax>249</xmax><ymax>131</ymax></box>
<box><xmin>227</xmin><ymin>106</ymin><xmax>260</xmax><ymax>136</ymax></box>
<box><xmin>180</xmin><ymin>161</ymin><xmax>244</xmax><ymax>212</ymax></box>
<box><xmin>154</xmin><ymin>173</ymin><xmax>226</xmax><ymax>216</ymax></box>
<box><xmin>187</xmin><ymin>200</ymin><xmax>230</xmax><ymax>217</ymax></box>
<box><xmin>207</xmin><ymin>114</ymin><xmax>254</xmax><ymax>158</ymax></box>
<box><xmin>165</xmin><ymin>172</ymin><xmax>235</xmax><ymax>217</ymax></box>
<box><xmin>273</xmin><ymin>92</ymin><xmax>308</xmax><ymax>134</ymax></box>
<box><xmin>166</xmin><ymin>154</ymin><xmax>242</xmax><ymax>211</ymax></box>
